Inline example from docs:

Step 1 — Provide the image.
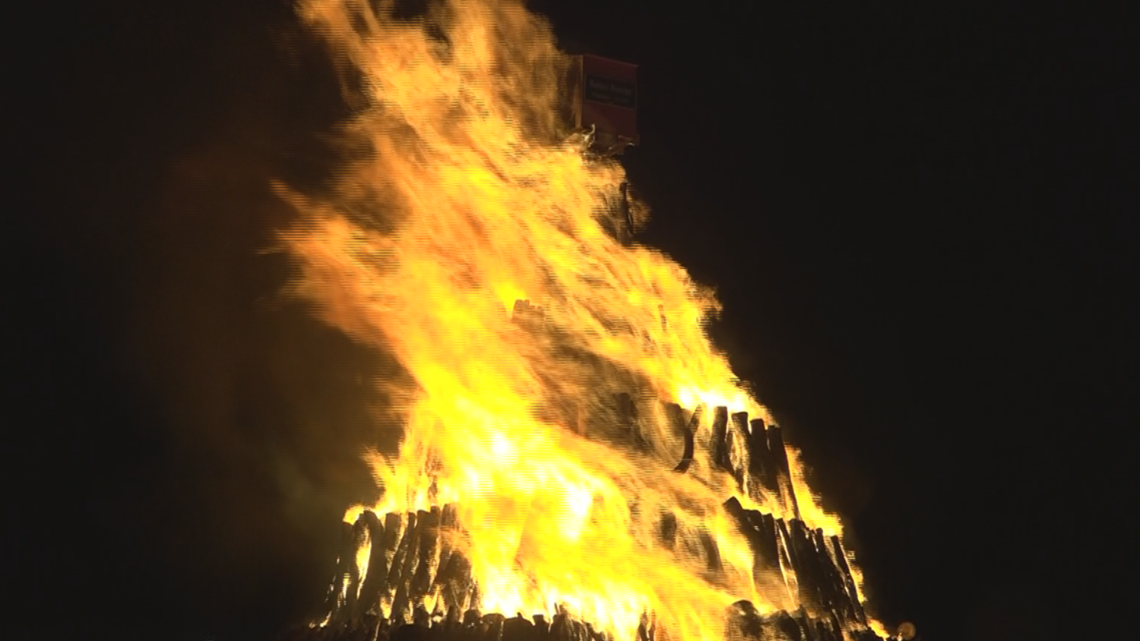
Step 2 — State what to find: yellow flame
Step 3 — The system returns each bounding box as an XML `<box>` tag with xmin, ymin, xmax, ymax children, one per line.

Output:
<box><xmin>285</xmin><ymin>0</ymin><xmax>880</xmax><ymax>638</ymax></box>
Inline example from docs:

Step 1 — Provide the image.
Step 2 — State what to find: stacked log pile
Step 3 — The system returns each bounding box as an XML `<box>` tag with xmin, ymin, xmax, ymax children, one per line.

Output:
<box><xmin>290</xmin><ymin>404</ymin><xmax>885</xmax><ymax>641</ymax></box>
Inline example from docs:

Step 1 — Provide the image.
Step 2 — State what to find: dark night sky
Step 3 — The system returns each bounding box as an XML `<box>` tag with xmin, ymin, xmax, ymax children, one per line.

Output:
<box><xmin>10</xmin><ymin>1</ymin><xmax>1135</xmax><ymax>640</ymax></box>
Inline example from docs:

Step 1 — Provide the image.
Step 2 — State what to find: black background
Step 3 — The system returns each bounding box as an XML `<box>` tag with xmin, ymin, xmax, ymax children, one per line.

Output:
<box><xmin>10</xmin><ymin>1</ymin><xmax>1135</xmax><ymax>640</ymax></box>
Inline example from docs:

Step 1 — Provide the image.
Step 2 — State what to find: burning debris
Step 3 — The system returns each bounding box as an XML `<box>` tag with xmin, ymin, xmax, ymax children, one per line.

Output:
<box><xmin>276</xmin><ymin>0</ymin><xmax>896</xmax><ymax>639</ymax></box>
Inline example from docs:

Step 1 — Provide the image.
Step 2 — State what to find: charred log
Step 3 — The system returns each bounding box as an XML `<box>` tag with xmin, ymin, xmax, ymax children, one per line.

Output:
<box><xmin>671</xmin><ymin>404</ymin><xmax>701</xmax><ymax>473</ymax></box>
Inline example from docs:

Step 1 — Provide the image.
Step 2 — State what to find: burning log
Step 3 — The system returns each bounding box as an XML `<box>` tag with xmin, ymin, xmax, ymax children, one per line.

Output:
<box><xmin>766</xmin><ymin>425</ymin><xmax>801</xmax><ymax>521</ymax></box>
<box><xmin>411</xmin><ymin>506</ymin><xmax>442</xmax><ymax>602</ymax></box>
<box><xmin>789</xmin><ymin>519</ymin><xmax>829</xmax><ymax>612</ymax></box>
<box><xmin>725</xmin><ymin>601</ymin><xmax>762</xmax><ymax>641</ymax></box>
<box><xmin>828</xmin><ymin>535</ymin><xmax>867</xmax><ymax>625</ymax></box>
<box><xmin>746</xmin><ymin>418</ymin><xmax>778</xmax><ymax>502</ymax></box>
<box><xmin>668</xmin><ymin>403</ymin><xmax>701</xmax><ymax>473</ymax></box>
<box><xmin>709</xmin><ymin>406</ymin><xmax>731</xmax><ymax>472</ymax></box>
<box><xmin>549</xmin><ymin>611</ymin><xmax>590</xmax><ymax>641</ymax></box>
<box><xmin>502</xmin><ymin>614</ymin><xmax>539</xmax><ymax>641</ymax></box>
<box><xmin>389</xmin><ymin>512</ymin><xmax>424</xmax><ymax>622</ymax></box>
<box><xmin>358</xmin><ymin>511</ymin><xmax>389</xmax><ymax>617</ymax></box>
<box><xmin>722</xmin><ymin>497</ymin><xmax>781</xmax><ymax>584</ymax></box>
<box><xmin>729</xmin><ymin>412</ymin><xmax>749</xmax><ymax>487</ymax></box>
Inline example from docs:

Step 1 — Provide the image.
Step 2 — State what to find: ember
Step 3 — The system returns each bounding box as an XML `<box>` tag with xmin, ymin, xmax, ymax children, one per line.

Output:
<box><xmin>279</xmin><ymin>0</ymin><xmax>890</xmax><ymax>640</ymax></box>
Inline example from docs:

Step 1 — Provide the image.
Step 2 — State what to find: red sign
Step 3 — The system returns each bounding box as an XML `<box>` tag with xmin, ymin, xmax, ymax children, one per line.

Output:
<box><xmin>569</xmin><ymin>55</ymin><xmax>638</xmax><ymax>150</ymax></box>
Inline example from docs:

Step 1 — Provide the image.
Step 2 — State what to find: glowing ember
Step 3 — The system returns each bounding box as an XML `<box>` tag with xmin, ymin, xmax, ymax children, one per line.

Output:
<box><xmin>280</xmin><ymin>1</ymin><xmax>885</xmax><ymax>639</ymax></box>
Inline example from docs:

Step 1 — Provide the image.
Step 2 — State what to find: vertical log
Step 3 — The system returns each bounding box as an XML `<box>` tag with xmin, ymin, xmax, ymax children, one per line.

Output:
<box><xmin>710</xmin><ymin>406</ymin><xmax>731</xmax><ymax>472</ymax></box>
<box><xmin>789</xmin><ymin>519</ymin><xmax>827</xmax><ymax>612</ymax></box>
<box><xmin>829</xmin><ymin>610</ymin><xmax>845</xmax><ymax>641</ymax></box>
<box><xmin>792</xmin><ymin>607</ymin><xmax>815</xmax><ymax>641</ymax></box>
<box><xmin>755</xmin><ymin>512</ymin><xmax>781</xmax><ymax>574</ymax></box>
<box><xmin>503</xmin><ymin>614</ymin><xmax>538</xmax><ymax>641</ymax></box>
<box><xmin>534</xmin><ymin>614</ymin><xmax>550</xmax><ymax>639</ymax></box>
<box><xmin>747</xmin><ymin>418</ymin><xmax>778</xmax><ymax>501</ymax></box>
<box><xmin>726</xmin><ymin>600</ymin><xmax>762</xmax><ymax>640</ymax></box>
<box><xmin>812</xmin><ymin>528</ymin><xmax>852</xmax><ymax>623</ymax></box>
<box><xmin>766</xmin><ymin>425</ymin><xmax>801</xmax><ymax>520</ymax></box>
<box><xmin>345</xmin><ymin>516</ymin><xmax>372</xmax><ymax>618</ymax></box>
<box><xmin>482</xmin><ymin>613</ymin><xmax>506</xmax><ymax>641</ymax></box>
<box><xmin>388</xmin><ymin>512</ymin><xmax>421</xmax><ymax>618</ymax></box>
<box><xmin>358</xmin><ymin>511</ymin><xmax>389</xmax><ymax>616</ymax></box>
<box><xmin>671</xmin><ymin>404</ymin><xmax>701</xmax><ymax>473</ymax></box>
<box><xmin>814</xmin><ymin>618</ymin><xmax>832</xmax><ymax>641</ymax></box>
<box><xmin>437</xmin><ymin>504</ymin><xmax>458</xmax><ymax>587</ymax></box>
<box><xmin>730</xmin><ymin>412</ymin><xmax>750</xmax><ymax>487</ymax></box>
<box><xmin>772</xmin><ymin>612</ymin><xmax>803</xmax><ymax>641</ymax></box>
<box><xmin>829</xmin><ymin>535</ymin><xmax>867</xmax><ymax>625</ymax></box>
<box><xmin>412</xmin><ymin>506</ymin><xmax>441</xmax><ymax>603</ymax></box>
<box><xmin>774</xmin><ymin>518</ymin><xmax>800</xmax><ymax>600</ymax></box>
<box><xmin>325</xmin><ymin>520</ymin><xmax>355</xmax><ymax>622</ymax></box>
<box><xmin>386</xmin><ymin>512</ymin><xmax>416</xmax><ymax>597</ymax></box>
<box><xmin>436</xmin><ymin>550</ymin><xmax>474</xmax><ymax>614</ymax></box>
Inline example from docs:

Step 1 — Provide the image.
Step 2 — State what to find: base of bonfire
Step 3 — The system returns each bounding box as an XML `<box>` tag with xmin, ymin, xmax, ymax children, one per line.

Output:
<box><xmin>280</xmin><ymin>607</ymin><xmax>884</xmax><ymax>641</ymax></box>
<box><xmin>289</xmin><ymin>405</ymin><xmax>888</xmax><ymax>641</ymax></box>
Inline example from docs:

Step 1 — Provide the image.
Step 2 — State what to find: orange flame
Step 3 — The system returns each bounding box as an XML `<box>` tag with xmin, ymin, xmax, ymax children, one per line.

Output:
<box><xmin>282</xmin><ymin>0</ymin><xmax>876</xmax><ymax>639</ymax></box>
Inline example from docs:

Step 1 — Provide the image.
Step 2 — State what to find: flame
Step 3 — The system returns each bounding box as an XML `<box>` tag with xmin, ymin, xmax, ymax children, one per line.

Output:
<box><xmin>281</xmin><ymin>0</ymin><xmax>878</xmax><ymax>639</ymax></box>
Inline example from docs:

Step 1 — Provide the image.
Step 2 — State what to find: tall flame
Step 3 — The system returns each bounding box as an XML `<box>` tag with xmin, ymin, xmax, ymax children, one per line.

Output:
<box><xmin>282</xmin><ymin>1</ymin><xmax>871</xmax><ymax>639</ymax></box>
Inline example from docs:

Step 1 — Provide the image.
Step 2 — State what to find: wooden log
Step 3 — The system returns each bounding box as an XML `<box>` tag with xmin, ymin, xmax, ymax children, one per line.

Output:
<box><xmin>829</xmin><ymin>535</ymin><xmax>867</xmax><ymax>625</ymax></box>
<box><xmin>481</xmin><ymin>613</ymin><xmax>506</xmax><ymax>641</ymax></box>
<box><xmin>726</xmin><ymin>600</ymin><xmax>762</xmax><ymax>640</ymax></box>
<box><xmin>444</xmin><ymin>604</ymin><xmax>463</xmax><ymax>630</ymax></box>
<box><xmin>723</xmin><ymin>497</ymin><xmax>779</xmax><ymax>583</ymax></box>
<box><xmin>358</xmin><ymin>510</ymin><xmax>389</xmax><ymax>617</ymax></box>
<box><xmin>390</xmin><ymin>581</ymin><xmax>411</xmax><ymax>625</ymax></box>
<box><xmin>502</xmin><ymin>614</ymin><xmax>538</xmax><ymax>641</ymax></box>
<box><xmin>324</xmin><ymin>520</ymin><xmax>355</xmax><ymax>622</ymax></box>
<box><xmin>754</xmin><ymin>512</ymin><xmax>781</xmax><ymax>574</ymax></box>
<box><xmin>549</xmin><ymin>612</ymin><xmax>589</xmax><ymax>641</ymax></box>
<box><xmin>389</xmin><ymin>621</ymin><xmax>429</xmax><ymax>641</ymax></box>
<box><xmin>387</xmin><ymin>513</ymin><xmax>415</xmax><ymax>597</ymax></box>
<box><xmin>774</xmin><ymin>518</ymin><xmax>800</xmax><ymax>599</ymax></box>
<box><xmin>805</xmin><ymin>527</ymin><xmax>837</xmax><ymax>612</ymax></box>
<box><xmin>772</xmin><ymin>611</ymin><xmax>803</xmax><ymax>641</ymax></box>
<box><xmin>635</xmin><ymin>614</ymin><xmax>652</xmax><ymax>641</ymax></box>
<box><xmin>730</xmin><ymin>412</ymin><xmax>749</xmax><ymax>487</ymax></box>
<box><xmin>673</xmin><ymin>404</ymin><xmax>702</xmax><ymax>473</ymax></box>
<box><xmin>533</xmin><ymin>614</ymin><xmax>550</xmax><ymax>640</ymax></box>
<box><xmin>390</xmin><ymin>512</ymin><xmax>423</xmax><ymax>621</ymax></box>
<box><xmin>345</xmin><ymin>516</ymin><xmax>373</xmax><ymax>618</ymax></box>
<box><xmin>788</xmin><ymin>520</ymin><xmax>826</xmax><ymax>612</ymax></box>
<box><xmin>709</xmin><ymin>406</ymin><xmax>731</xmax><ymax>472</ymax></box>
<box><xmin>747</xmin><ymin>418</ymin><xmax>779</xmax><ymax>502</ymax></box>
<box><xmin>792</xmin><ymin>607</ymin><xmax>815</xmax><ymax>641</ymax></box>
<box><xmin>814</xmin><ymin>618</ymin><xmax>832</xmax><ymax>641</ymax></box>
<box><xmin>412</xmin><ymin>506</ymin><xmax>442</xmax><ymax>603</ymax></box>
<box><xmin>766</xmin><ymin>425</ymin><xmax>801</xmax><ymax>520</ymax></box>
<box><xmin>826</xmin><ymin>610</ymin><xmax>843</xmax><ymax>641</ymax></box>
<box><xmin>811</xmin><ymin>528</ymin><xmax>852</xmax><ymax>623</ymax></box>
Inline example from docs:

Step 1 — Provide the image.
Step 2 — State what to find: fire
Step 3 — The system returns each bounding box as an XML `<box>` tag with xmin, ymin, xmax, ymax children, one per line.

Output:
<box><xmin>281</xmin><ymin>1</ymin><xmax>880</xmax><ymax>639</ymax></box>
